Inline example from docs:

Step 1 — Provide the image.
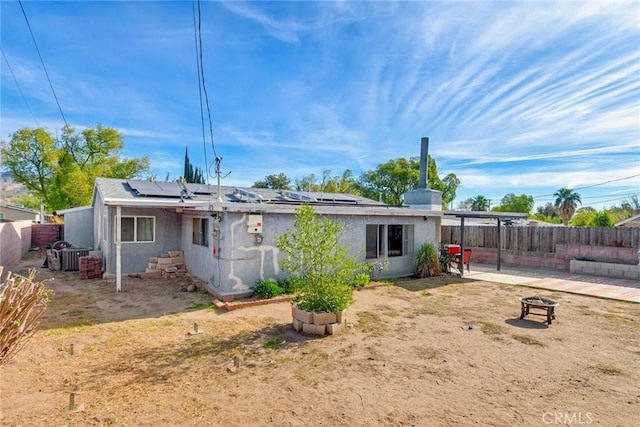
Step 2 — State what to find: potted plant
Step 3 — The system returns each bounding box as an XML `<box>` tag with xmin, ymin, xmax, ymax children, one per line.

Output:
<box><xmin>276</xmin><ymin>205</ymin><xmax>362</xmax><ymax>335</ymax></box>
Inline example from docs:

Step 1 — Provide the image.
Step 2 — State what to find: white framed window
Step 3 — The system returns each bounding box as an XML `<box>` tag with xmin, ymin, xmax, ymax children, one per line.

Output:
<box><xmin>192</xmin><ymin>217</ymin><xmax>209</xmax><ymax>246</ymax></box>
<box><xmin>120</xmin><ymin>216</ymin><xmax>155</xmax><ymax>242</ymax></box>
<box><xmin>366</xmin><ymin>224</ymin><xmax>414</xmax><ymax>258</ymax></box>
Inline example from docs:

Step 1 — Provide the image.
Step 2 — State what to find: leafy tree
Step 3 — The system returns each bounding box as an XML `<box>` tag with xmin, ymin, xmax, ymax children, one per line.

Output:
<box><xmin>493</xmin><ymin>193</ymin><xmax>534</xmax><ymax>214</ymax></box>
<box><xmin>570</xmin><ymin>207</ymin><xmax>596</xmax><ymax>227</ymax></box>
<box><xmin>291</xmin><ymin>170</ymin><xmax>360</xmax><ymax>195</ymax></box>
<box><xmin>7</xmin><ymin>194</ymin><xmax>41</xmax><ymax>211</ymax></box>
<box><xmin>592</xmin><ymin>211</ymin><xmax>614</xmax><ymax>227</ymax></box>
<box><xmin>2</xmin><ymin>125</ymin><xmax>150</xmax><ymax>211</ymax></box>
<box><xmin>554</xmin><ymin>188</ymin><xmax>582</xmax><ymax>226</ymax></box>
<box><xmin>470</xmin><ymin>195</ymin><xmax>490</xmax><ymax>211</ymax></box>
<box><xmin>357</xmin><ymin>156</ymin><xmax>459</xmax><ymax>207</ymax></box>
<box><xmin>276</xmin><ymin>205</ymin><xmax>361</xmax><ymax>313</ymax></box>
<box><xmin>295</xmin><ymin>173</ymin><xmax>316</xmax><ymax>192</ymax></box>
<box><xmin>457</xmin><ymin>197</ymin><xmax>473</xmax><ymax>211</ymax></box>
<box><xmin>253</xmin><ymin>172</ymin><xmax>291</xmax><ymax>190</ymax></box>
<box><xmin>183</xmin><ymin>148</ymin><xmax>205</xmax><ymax>184</ymax></box>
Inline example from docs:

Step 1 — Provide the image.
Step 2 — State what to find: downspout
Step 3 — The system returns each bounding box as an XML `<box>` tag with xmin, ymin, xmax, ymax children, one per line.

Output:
<box><xmin>116</xmin><ymin>205</ymin><xmax>122</xmax><ymax>292</ymax></box>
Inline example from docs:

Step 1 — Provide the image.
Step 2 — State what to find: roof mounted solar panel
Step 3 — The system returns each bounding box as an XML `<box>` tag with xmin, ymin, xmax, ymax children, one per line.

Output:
<box><xmin>126</xmin><ymin>180</ymin><xmax>182</xmax><ymax>197</ymax></box>
<box><xmin>280</xmin><ymin>190</ymin><xmax>317</xmax><ymax>202</ymax></box>
<box><xmin>233</xmin><ymin>188</ymin><xmax>264</xmax><ymax>203</ymax></box>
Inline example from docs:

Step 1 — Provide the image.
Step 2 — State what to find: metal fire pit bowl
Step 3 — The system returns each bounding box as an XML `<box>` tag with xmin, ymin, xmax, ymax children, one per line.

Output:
<box><xmin>519</xmin><ymin>296</ymin><xmax>560</xmax><ymax>325</ymax></box>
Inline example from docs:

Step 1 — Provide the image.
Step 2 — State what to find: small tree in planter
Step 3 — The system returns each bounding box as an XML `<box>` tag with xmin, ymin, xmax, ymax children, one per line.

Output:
<box><xmin>277</xmin><ymin>205</ymin><xmax>362</xmax><ymax>334</ymax></box>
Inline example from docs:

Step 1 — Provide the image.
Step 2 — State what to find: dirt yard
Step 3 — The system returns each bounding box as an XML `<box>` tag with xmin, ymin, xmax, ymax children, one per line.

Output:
<box><xmin>1</xmin><ymin>250</ymin><xmax>638</xmax><ymax>426</ymax></box>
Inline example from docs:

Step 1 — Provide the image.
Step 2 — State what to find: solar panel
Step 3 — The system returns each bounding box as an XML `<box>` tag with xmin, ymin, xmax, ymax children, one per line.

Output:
<box><xmin>126</xmin><ymin>180</ymin><xmax>182</xmax><ymax>197</ymax></box>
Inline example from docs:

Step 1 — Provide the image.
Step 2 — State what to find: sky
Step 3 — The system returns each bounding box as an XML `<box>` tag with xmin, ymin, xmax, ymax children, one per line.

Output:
<box><xmin>1</xmin><ymin>0</ymin><xmax>639</xmax><ymax>211</ymax></box>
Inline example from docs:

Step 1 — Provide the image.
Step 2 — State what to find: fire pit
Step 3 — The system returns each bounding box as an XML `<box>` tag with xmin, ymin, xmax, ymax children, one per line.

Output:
<box><xmin>519</xmin><ymin>296</ymin><xmax>559</xmax><ymax>325</ymax></box>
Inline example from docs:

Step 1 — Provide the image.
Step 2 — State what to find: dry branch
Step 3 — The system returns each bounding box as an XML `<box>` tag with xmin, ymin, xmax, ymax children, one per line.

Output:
<box><xmin>0</xmin><ymin>267</ymin><xmax>52</xmax><ymax>365</ymax></box>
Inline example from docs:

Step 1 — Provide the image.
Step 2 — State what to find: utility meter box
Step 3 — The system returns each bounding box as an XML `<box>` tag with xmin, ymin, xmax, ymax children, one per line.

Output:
<box><xmin>247</xmin><ymin>214</ymin><xmax>263</xmax><ymax>234</ymax></box>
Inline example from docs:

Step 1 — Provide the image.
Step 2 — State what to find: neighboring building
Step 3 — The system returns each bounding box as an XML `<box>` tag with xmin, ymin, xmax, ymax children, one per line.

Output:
<box><xmin>56</xmin><ymin>206</ymin><xmax>94</xmax><ymax>248</ymax></box>
<box><xmin>70</xmin><ymin>178</ymin><xmax>442</xmax><ymax>299</ymax></box>
<box><xmin>615</xmin><ymin>213</ymin><xmax>640</xmax><ymax>228</ymax></box>
<box><xmin>0</xmin><ymin>204</ymin><xmax>41</xmax><ymax>222</ymax></box>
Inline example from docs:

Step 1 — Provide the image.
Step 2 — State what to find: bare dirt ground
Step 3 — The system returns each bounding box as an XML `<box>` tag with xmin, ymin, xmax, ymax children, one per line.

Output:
<box><xmin>1</xmin><ymin>250</ymin><xmax>639</xmax><ymax>427</ymax></box>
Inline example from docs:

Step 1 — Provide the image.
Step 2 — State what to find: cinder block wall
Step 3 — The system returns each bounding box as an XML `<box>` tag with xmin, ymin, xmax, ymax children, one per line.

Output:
<box><xmin>0</xmin><ymin>220</ymin><xmax>33</xmax><ymax>270</ymax></box>
<box><xmin>469</xmin><ymin>244</ymin><xmax>639</xmax><ymax>272</ymax></box>
<box><xmin>31</xmin><ymin>223</ymin><xmax>64</xmax><ymax>248</ymax></box>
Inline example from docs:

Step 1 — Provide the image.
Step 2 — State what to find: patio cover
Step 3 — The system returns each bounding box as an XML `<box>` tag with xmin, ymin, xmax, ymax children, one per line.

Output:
<box><xmin>443</xmin><ymin>211</ymin><xmax>528</xmax><ymax>276</ymax></box>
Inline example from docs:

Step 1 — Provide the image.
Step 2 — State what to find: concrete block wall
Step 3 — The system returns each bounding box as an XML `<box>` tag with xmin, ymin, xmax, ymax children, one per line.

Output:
<box><xmin>31</xmin><ymin>223</ymin><xmax>64</xmax><ymax>248</ymax></box>
<box><xmin>570</xmin><ymin>260</ymin><xmax>640</xmax><ymax>280</ymax></box>
<box><xmin>470</xmin><ymin>248</ymin><xmax>570</xmax><ymax>271</ymax></box>
<box><xmin>0</xmin><ymin>220</ymin><xmax>33</xmax><ymax>271</ymax></box>
<box><xmin>565</xmin><ymin>245</ymin><xmax>639</xmax><ymax>264</ymax></box>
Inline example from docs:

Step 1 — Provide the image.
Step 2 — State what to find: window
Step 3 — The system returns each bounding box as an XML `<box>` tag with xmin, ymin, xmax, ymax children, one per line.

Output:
<box><xmin>192</xmin><ymin>217</ymin><xmax>209</xmax><ymax>246</ymax></box>
<box><xmin>120</xmin><ymin>216</ymin><xmax>155</xmax><ymax>242</ymax></box>
<box><xmin>366</xmin><ymin>224</ymin><xmax>414</xmax><ymax>258</ymax></box>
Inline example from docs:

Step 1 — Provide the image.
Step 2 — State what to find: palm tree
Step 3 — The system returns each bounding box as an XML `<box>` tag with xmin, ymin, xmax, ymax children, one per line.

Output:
<box><xmin>553</xmin><ymin>188</ymin><xmax>582</xmax><ymax>226</ymax></box>
<box><xmin>471</xmin><ymin>195</ymin><xmax>490</xmax><ymax>211</ymax></box>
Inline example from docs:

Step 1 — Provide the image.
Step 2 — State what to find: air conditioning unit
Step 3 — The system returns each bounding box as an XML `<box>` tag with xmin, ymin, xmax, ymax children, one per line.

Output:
<box><xmin>53</xmin><ymin>248</ymin><xmax>90</xmax><ymax>271</ymax></box>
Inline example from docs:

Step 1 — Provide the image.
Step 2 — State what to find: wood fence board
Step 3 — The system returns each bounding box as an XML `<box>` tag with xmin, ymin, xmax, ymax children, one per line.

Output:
<box><xmin>441</xmin><ymin>226</ymin><xmax>639</xmax><ymax>251</ymax></box>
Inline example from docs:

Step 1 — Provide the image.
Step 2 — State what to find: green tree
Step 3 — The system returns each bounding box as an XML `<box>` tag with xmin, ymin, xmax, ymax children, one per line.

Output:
<box><xmin>470</xmin><ymin>195</ymin><xmax>490</xmax><ymax>211</ymax></box>
<box><xmin>592</xmin><ymin>211</ymin><xmax>614</xmax><ymax>227</ymax></box>
<box><xmin>253</xmin><ymin>173</ymin><xmax>291</xmax><ymax>190</ymax></box>
<box><xmin>2</xmin><ymin>125</ymin><xmax>150</xmax><ymax>211</ymax></box>
<box><xmin>554</xmin><ymin>188</ymin><xmax>582</xmax><ymax>226</ymax></box>
<box><xmin>7</xmin><ymin>194</ymin><xmax>41</xmax><ymax>211</ymax></box>
<box><xmin>183</xmin><ymin>148</ymin><xmax>205</xmax><ymax>184</ymax></box>
<box><xmin>357</xmin><ymin>156</ymin><xmax>459</xmax><ymax>207</ymax></box>
<box><xmin>493</xmin><ymin>193</ymin><xmax>534</xmax><ymax>214</ymax></box>
<box><xmin>276</xmin><ymin>205</ymin><xmax>361</xmax><ymax>313</ymax></box>
<box><xmin>570</xmin><ymin>207</ymin><xmax>596</xmax><ymax>227</ymax></box>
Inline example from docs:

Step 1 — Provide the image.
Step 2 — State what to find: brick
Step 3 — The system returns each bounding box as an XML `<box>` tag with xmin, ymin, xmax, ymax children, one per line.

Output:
<box><xmin>313</xmin><ymin>312</ymin><xmax>337</xmax><ymax>325</ymax></box>
<box><xmin>302</xmin><ymin>323</ymin><xmax>326</xmax><ymax>335</ymax></box>
<box><xmin>326</xmin><ymin>322</ymin><xmax>344</xmax><ymax>335</ymax></box>
<box><xmin>292</xmin><ymin>307</ymin><xmax>313</xmax><ymax>323</ymax></box>
<box><xmin>292</xmin><ymin>318</ymin><xmax>303</xmax><ymax>332</ymax></box>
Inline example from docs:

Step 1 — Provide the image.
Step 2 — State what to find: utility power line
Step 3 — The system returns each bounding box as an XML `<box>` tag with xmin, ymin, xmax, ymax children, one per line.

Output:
<box><xmin>18</xmin><ymin>0</ymin><xmax>68</xmax><ymax>127</ymax></box>
<box><xmin>532</xmin><ymin>173</ymin><xmax>640</xmax><ymax>199</ymax></box>
<box><xmin>1</xmin><ymin>47</ymin><xmax>39</xmax><ymax>126</ymax></box>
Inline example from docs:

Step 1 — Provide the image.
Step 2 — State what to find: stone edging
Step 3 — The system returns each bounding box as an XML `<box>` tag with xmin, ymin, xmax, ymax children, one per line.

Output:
<box><xmin>213</xmin><ymin>295</ymin><xmax>294</xmax><ymax>311</ymax></box>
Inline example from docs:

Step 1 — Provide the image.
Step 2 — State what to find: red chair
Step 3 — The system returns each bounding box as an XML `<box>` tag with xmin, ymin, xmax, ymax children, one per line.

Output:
<box><xmin>453</xmin><ymin>249</ymin><xmax>472</xmax><ymax>272</ymax></box>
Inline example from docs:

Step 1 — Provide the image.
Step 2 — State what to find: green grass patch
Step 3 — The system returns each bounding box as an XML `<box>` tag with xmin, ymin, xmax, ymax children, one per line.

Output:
<box><xmin>596</xmin><ymin>363</ymin><xmax>625</xmax><ymax>376</ymax></box>
<box><xmin>511</xmin><ymin>334</ymin><xmax>547</xmax><ymax>347</ymax></box>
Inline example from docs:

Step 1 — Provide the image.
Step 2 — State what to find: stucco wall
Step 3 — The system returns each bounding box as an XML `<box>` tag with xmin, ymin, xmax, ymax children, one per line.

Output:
<box><xmin>0</xmin><ymin>220</ymin><xmax>32</xmax><ymax>271</ymax></box>
<box><xmin>104</xmin><ymin>206</ymin><xmax>182</xmax><ymax>274</ymax></box>
<box><xmin>183</xmin><ymin>210</ymin><xmax>438</xmax><ymax>298</ymax></box>
<box><xmin>0</xmin><ymin>206</ymin><xmax>39</xmax><ymax>222</ymax></box>
<box><xmin>63</xmin><ymin>207</ymin><xmax>95</xmax><ymax>249</ymax></box>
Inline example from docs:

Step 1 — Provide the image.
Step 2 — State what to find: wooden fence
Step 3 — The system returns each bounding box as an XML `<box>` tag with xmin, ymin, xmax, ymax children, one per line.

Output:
<box><xmin>441</xmin><ymin>226</ymin><xmax>640</xmax><ymax>253</ymax></box>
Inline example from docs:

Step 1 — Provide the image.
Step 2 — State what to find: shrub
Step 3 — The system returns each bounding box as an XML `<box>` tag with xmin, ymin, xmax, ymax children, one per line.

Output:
<box><xmin>276</xmin><ymin>205</ymin><xmax>362</xmax><ymax>313</ymax></box>
<box><xmin>351</xmin><ymin>272</ymin><xmax>370</xmax><ymax>289</ymax></box>
<box><xmin>253</xmin><ymin>279</ymin><xmax>282</xmax><ymax>299</ymax></box>
<box><xmin>416</xmin><ymin>243</ymin><xmax>443</xmax><ymax>278</ymax></box>
<box><xmin>277</xmin><ymin>276</ymin><xmax>303</xmax><ymax>294</ymax></box>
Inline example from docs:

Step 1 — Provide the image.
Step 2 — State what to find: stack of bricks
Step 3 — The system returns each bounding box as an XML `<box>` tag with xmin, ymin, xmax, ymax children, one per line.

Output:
<box><xmin>142</xmin><ymin>250</ymin><xmax>187</xmax><ymax>279</ymax></box>
<box><xmin>79</xmin><ymin>255</ymin><xmax>103</xmax><ymax>280</ymax></box>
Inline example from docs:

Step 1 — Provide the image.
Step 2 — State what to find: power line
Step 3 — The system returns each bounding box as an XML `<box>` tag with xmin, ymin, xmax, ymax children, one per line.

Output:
<box><xmin>1</xmin><ymin>47</ymin><xmax>39</xmax><ymax>126</ymax></box>
<box><xmin>532</xmin><ymin>173</ymin><xmax>640</xmax><ymax>199</ymax></box>
<box><xmin>194</xmin><ymin>0</ymin><xmax>218</xmax><ymax>160</ymax></box>
<box><xmin>18</xmin><ymin>0</ymin><xmax>68</xmax><ymax>127</ymax></box>
<box><xmin>192</xmin><ymin>0</ymin><xmax>209</xmax><ymax>184</ymax></box>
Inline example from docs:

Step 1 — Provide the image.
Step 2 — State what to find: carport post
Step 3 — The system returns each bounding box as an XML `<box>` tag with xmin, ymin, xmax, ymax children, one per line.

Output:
<box><xmin>497</xmin><ymin>218</ymin><xmax>502</xmax><ymax>271</ymax></box>
<box><xmin>459</xmin><ymin>217</ymin><xmax>465</xmax><ymax>276</ymax></box>
<box><xmin>116</xmin><ymin>205</ymin><xmax>122</xmax><ymax>292</ymax></box>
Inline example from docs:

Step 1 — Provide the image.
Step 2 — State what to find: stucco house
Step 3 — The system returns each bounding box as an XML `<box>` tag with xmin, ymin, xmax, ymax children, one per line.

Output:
<box><xmin>66</xmin><ymin>178</ymin><xmax>442</xmax><ymax>299</ymax></box>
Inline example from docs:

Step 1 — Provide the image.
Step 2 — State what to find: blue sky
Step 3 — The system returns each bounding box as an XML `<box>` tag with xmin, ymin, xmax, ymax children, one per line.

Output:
<box><xmin>1</xmin><ymin>0</ymin><xmax>639</xmax><ymax>211</ymax></box>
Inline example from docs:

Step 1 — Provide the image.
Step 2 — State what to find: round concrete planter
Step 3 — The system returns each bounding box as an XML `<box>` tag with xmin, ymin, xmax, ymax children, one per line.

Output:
<box><xmin>291</xmin><ymin>306</ymin><xmax>345</xmax><ymax>336</ymax></box>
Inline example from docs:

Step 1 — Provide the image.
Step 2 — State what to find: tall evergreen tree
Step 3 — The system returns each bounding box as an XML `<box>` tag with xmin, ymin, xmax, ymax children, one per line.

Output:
<box><xmin>183</xmin><ymin>147</ymin><xmax>205</xmax><ymax>184</ymax></box>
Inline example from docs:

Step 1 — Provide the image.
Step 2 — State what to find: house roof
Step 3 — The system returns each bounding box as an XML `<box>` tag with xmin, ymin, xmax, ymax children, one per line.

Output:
<box><xmin>92</xmin><ymin>178</ymin><xmax>442</xmax><ymax>218</ymax></box>
<box><xmin>615</xmin><ymin>213</ymin><xmax>640</xmax><ymax>227</ymax></box>
<box><xmin>57</xmin><ymin>206</ymin><xmax>93</xmax><ymax>215</ymax></box>
<box><xmin>0</xmin><ymin>204</ymin><xmax>40</xmax><ymax>215</ymax></box>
